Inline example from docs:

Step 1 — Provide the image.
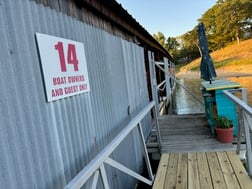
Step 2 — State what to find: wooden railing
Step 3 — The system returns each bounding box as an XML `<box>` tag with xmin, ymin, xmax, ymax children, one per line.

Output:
<box><xmin>223</xmin><ymin>88</ymin><xmax>252</xmax><ymax>177</ymax></box>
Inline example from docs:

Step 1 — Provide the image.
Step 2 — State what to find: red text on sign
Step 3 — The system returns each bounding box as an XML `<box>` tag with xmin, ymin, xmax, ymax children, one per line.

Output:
<box><xmin>64</xmin><ymin>85</ymin><xmax>78</xmax><ymax>94</ymax></box>
<box><xmin>68</xmin><ymin>75</ymin><xmax>84</xmax><ymax>83</ymax></box>
<box><xmin>55</xmin><ymin>42</ymin><xmax>79</xmax><ymax>72</ymax></box>
<box><xmin>52</xmin><ymin>88</ymin><xmax>63</xmax><ymax>97</ymax></box>
<box><xmin>79</xmin><ymin>84</ymin><xmax>87</xmax><ymax>91</ymax></box>
<box><xmin>53</xmin><ymin>77</ymin><xmax>66</xmax><ymax>85</ymax></box>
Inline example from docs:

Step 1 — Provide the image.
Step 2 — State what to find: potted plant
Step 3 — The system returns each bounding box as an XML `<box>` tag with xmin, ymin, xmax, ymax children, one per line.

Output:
<box><xmin>214</xmin><ymin>116</ymin><xmax>234</xmax><ymax>143</ymax></box>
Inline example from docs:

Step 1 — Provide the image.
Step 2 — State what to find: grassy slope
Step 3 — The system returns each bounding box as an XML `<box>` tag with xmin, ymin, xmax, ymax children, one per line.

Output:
<box><xmin>179</xmin><ymin>39</ymin><xmax>252</xmax><ymax>75</ymax></box>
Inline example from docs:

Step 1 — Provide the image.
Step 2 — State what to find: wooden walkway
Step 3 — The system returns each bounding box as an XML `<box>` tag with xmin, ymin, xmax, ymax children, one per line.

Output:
<box><xmin>158</xmin><ymin>114</ymin><xmax>236</xmax><ymax>153</ymax></box>
<box><xmin>151</xmin><ymin>114</ymin><xmax>252</xmax><ymax>189</ymax></box>
<box><xmin>153</xmin><ymin>151</ymin><xmax>252</xmax><ymax>189</ymax></box>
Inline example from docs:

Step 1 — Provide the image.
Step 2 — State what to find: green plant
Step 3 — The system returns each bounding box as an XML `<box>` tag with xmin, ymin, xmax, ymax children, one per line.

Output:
<box><xmin>214</xmin><ymin>116</ymin><xmax>233</xmax><ymax>129</ymax></box>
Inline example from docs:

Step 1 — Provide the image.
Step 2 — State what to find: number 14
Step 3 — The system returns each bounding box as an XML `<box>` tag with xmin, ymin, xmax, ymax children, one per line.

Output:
<box><xmin>55</xmin><ymin>42</ymin><xmax>79</xmax><ymax>72</ymax></box>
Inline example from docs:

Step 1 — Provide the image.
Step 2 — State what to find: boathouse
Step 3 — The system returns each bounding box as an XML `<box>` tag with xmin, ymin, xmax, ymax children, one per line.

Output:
<box><xmin>0</xmin><ymin>0</ymin><xmax>173</xmax><ymax>188</ymax></box>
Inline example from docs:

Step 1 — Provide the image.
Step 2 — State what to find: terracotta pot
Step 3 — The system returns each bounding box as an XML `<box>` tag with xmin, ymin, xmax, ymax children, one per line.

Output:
<box><xmin>215</xmin><ymin>127</ymin><xmax>234</xmax><ymax>143</ymax></box>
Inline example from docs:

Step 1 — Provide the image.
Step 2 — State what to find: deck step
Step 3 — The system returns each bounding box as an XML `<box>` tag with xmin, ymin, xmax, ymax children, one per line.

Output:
<box><xmin>158</xmin><ymin>114</ymin><xmax>237</xmax><ymax>153</ymax></box>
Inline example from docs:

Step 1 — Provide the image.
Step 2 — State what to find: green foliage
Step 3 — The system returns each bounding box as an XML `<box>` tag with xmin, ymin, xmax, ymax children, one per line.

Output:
<box><xmin>200</xmin><ymin>0</ymin><xmax>252</xmax><ymax>50</ymax></box>
<box><xmin>214</xmin><ymin>58</ymin><xmax>236</xmax><ymax>68</ymax></box>
<box><xmin>180</xmin><ymin>28</ymin><xmax>201</xmax><ymax>62</ymax></box>
<box><xmin>227</xmin><ymin>58</ymin><xmax>252</xmax><ymax>66</ymax></box>
<box><xmin>214</xmin><ymin>116</ymin><xmax>233</xmax><ymax>129</ymax></box>
<box><xmin>153</xmin><ymin>32</ymin><xmax>167</xmax><ymax>49</ymax></box>
<box><xmin>213</xmin><ymin>58</ymin><xmax>252</xmax><ymax>69</ymax></box>
<box><xmin>152</xmin><ymin>32</ymin><xmax>180</xmax><ymax>62</ymax></box>
<box><xmin>153</xmin><ymin>0</ymin><xmax>252</xmax><ymax>64</ymax></box>
<box><xmin>166</xmin><ymin>37</ymin><xmax>179</xmax><ymax>54</ymax></box>
<box><xmin>180</xmin><ymin>38</ymin><xmax>252</xmax><ymax>72</ymax></box>
<box><xmin>190</xmin><ymin>65</ymin><xmax>200</xmax><ymax>71</ymax></box>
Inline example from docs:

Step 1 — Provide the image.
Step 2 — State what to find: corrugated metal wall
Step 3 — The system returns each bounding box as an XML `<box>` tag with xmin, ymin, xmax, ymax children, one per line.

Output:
<box><xmin>0</xmin><ymin>0</ymin><xmax>152</xmax><ymax>188</ymax></box>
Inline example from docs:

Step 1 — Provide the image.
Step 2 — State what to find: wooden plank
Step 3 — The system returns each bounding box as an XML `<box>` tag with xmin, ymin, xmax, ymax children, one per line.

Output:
<box><xmin>217</xmin><ymin>152</ymin><xmax>241</xmax><ymax>189</ymax></box>
<box><xmin>161</xmin><ymin>136</ymin><xmax>218</xmax><ymax>143</ymax></box>
<box><xmin>161</xmin><ymin>143</ymin><xmax>235</xmax><ymax>154</ymax></box>
<box><xmin>153</xmin><ymin>151</ymin><xmax>252</xmax><ymax>189</ymax></box>
<box><xmin>158</xmin><ymin>114</ymin><xmax>236</xmax><ymax>153</ymax></box>
<box><xmin>163</xmin><ymin>153</ymin><xmax>178</xmax><ymax>189</ymax></box>
<box><xmin>175</xmin><ymin>153</ymin><xmax>188</xmax><ymax>189</ymax></box>
<box><xmin>188</xmin><ymin>152</ymin><xmax>200</xmax><ymax>189</ymax></box>
<box><xmin>206</xmin><ymin>152</ymin><xmax>227</xmax><ymax>189</ymax></box>
<box><xmin>160</xmin><ymin>130</ymin><xmax>211</xmax><ymax>135</ymax></box>
<box><xmin>197</xmin><ymin>152</ymin><xmax>213</xmax><ymax>189</ymax></box>
<box><xmin>227</xmin><ymin>151</ymin><xmax>252</xmax><ymax>189</ymax></box>
<box><xmin>202</xmin><ymin>79</ymin><xmax>241</xmax><ymax>91</ymax></box>
<box><xmin>152</xmin><ymin>154</ymin><xmax>169</xmax><ymax>189</ymax></box>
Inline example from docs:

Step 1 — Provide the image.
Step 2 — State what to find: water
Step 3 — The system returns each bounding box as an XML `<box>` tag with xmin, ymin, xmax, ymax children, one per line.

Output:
<box><xmin>173</xmin><ymin>76</ymin><xmax>252</xmax><ymax>115</ymax></box>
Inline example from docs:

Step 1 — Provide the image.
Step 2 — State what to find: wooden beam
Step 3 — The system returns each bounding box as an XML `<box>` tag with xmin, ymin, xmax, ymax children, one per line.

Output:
<box><xmin>163</xmin><ymin>153</ymin><xmax>178</xmax><ymax>189</ymax></box>
<box><xmin>188</xmin><ymin>152</ymin><xmax>200</xmax><ymax>189</ymax></box>
<box><xmin>217</xmin><ymin>151</ymin><xmax>241</xmax><ymax>189</ymax></box>
<box><xmin>176</xmin><ymin>153</ymin><xmax>188</xmax><ymax>189</ymax></box>
<box><xmin>207</xmin><ymin>152</ymin><xmax>227</xmax><ymax>188</ymax></box>
<box><xmin>197</xmin><ymin>152</ymin><xmax>213</xmax><ymax>189</ymax></box>
<box><xmin>227</xmin><ymin>151</ymin><xmax>252</xmax><ymax>189</ymax></box>
<box><xmin>152</xmin><ymin>154</ymin><xmax>169</xmax><ymax>189</ymax></box>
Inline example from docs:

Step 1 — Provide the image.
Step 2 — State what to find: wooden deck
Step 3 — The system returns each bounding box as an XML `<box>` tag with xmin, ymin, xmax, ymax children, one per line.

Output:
<box><xmin>151</xmin><ymin>114</ymin><xmax>252</xmax><ymax>188</ymax></box>
<box><xmin>158</xmin><ymin>114</ymin><xmax>236</xmax><ymax>153</ymax></box>
<box><xmin>153</xmin><ymin>151</ymin><xmax>252</xmax><ymax>189</ymax></box>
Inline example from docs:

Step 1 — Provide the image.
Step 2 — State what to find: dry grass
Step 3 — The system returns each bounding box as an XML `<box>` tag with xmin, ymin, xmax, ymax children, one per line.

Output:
<box><xmin>179</xmin><ymin>39</ymin><xmax>252</xmax><ymax>74</ymax></box>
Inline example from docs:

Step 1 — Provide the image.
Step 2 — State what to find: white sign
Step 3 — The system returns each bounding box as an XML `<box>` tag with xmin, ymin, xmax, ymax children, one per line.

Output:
<box><xmin>36</xmin><ymin>33</ymin><xmax>90</xmax><ymax>102</ymax></box>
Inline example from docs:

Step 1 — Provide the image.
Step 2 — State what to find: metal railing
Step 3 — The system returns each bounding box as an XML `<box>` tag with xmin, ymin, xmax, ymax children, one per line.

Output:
<box><xmin>154</xmin><ymin>60</ymin><xmax>204</xmax><ymax>106</ymax></box>
<box><xmin>154</xmin><ymin>61</ymin><xmax>176</xmax><ymax>101</ymax></box>
<box><xmin>64</xmin><ymin>101</ymin><xmax>159</xmax><ymax>189</ymax></box>
<box><xmin>223</xmin><ymin>89</ymin><xmax>252</xmax><ymax>177</ymax></box>
<box><xmin>155</xmin><ymin>61</ymin><xmax>175</xmax><ymax>114</ymax></box>
<box><xmin>148</xmin><ymin>54</ymin><xmax>176</xmax><ymax>115</ymax></box>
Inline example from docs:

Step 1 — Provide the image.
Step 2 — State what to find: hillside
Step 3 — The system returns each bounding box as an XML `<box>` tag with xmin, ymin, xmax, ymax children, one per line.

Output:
<box><xmin>178</xmin><ymin>39</ymin><xmax>252</xmax><ymax>77</ymax></box>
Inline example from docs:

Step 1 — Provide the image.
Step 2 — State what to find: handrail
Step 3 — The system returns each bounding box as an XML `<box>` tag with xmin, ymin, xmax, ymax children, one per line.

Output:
<box><xmin>157</xmin><ymin>80</ymin><xmax>166</xmax><ymax>91</ymax></box>
<box><xmin>154</xmin><ymin>62</ymin><xmax>175</xmax><ymax>92</ymax></box>
<box><xmin>223</xmin><ymin>89</ymin><xmax>252</xmax><ymax>177</ymax></box>
<box><xmin>65</xmin><ymin>101</ymin><xmax>157</xmax><ymax>189</ymax></box>
<box><xmin>154</xmin><ymin>62</ymin><xmax>204</xmax><ymax>105</ymax></box>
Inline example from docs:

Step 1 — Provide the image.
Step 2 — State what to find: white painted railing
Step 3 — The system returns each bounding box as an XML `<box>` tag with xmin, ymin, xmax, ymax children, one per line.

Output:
<box><xmin>223</xmin><ymin>89</ymin><xmax>252</xmax><ymax>177</ymax></box>
<box><xmin>64</xmin><ymin>101</ymin><xmax>159</xmax><ymax>189</ymax></box>
<box><xmin>148</xmin><ymin>52</ymin><xmax>176</xmax><ymax>114</ymax></box>
<box><xmin>154</xmin><ymin>61</ymin><xmax>176</xmax><ymax>114</ymax></box>
<box><xmin>151</xmin><ymin>56</ymin><xmax>204</xmax><ymax>107</ymax></box>
<box><xmin>154</xmin><ymin>61</ymin><xmax>176</xmax><ymax>102</ymax></box>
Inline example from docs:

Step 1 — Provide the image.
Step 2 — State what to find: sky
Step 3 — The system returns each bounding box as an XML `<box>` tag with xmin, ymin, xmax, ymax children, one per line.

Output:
<box><xmin>116</xmin><ymin>0</ymin><xmax>217</xmax><ymax>38</ymax></box>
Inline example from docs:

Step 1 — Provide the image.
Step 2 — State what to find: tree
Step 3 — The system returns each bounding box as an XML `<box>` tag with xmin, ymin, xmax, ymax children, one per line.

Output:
<box><xmin>153</xmin><ymin>32</ymin><xmax>181</xmax><ymax>62</ymax></box>
<box><xmin>180</xmin><ymin>28</ymin><xmax>201</xmax><ymax>61</ymax></box>
<box><xmin>152</xmin><ymin>0</ymin><xmax>252</xmax><ymax>64</ymax></box>
<box><xmin>166</xmin><ymin>37</ymin><xmax>180</xmax><ymax>58</ymax></box>
<box><xmin>200</xmin><ymin>0</ymin><xmax>252</xmax><ymax>50</ymax></box>
<box><xmin>153</xmin><ymin>32</ymin><xmax>167</xmax><ymax>49</ymax></box>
